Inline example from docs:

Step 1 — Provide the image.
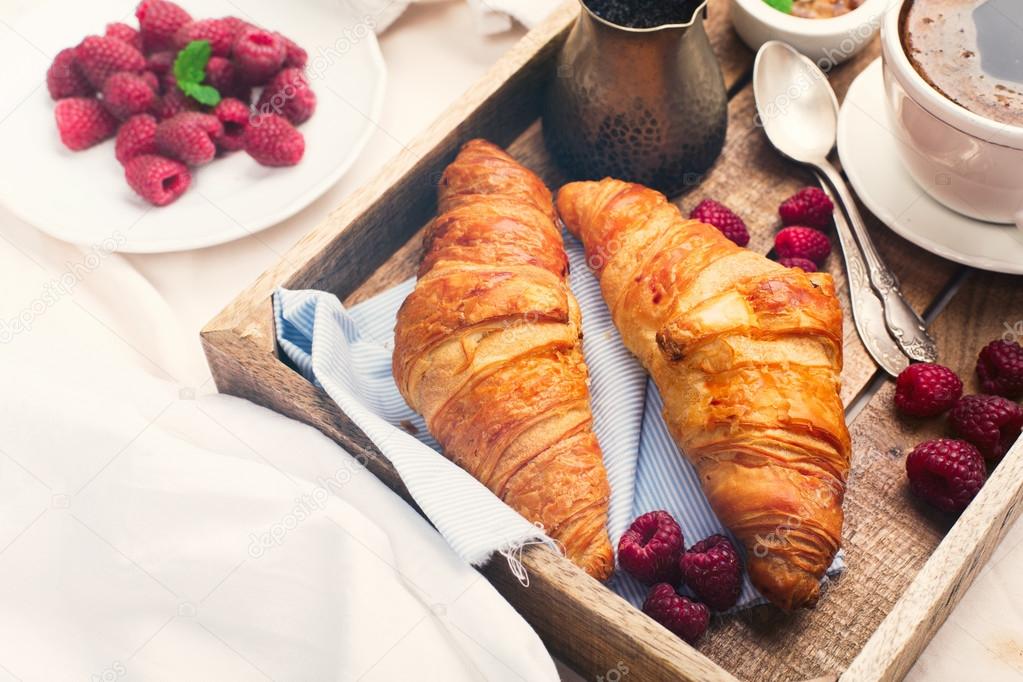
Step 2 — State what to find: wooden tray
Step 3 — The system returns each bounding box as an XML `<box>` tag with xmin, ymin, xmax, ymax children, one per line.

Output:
<box><xmin>201</xmin><ymin>3</ymin><xmax>1023</xmax><ymax>680</ymax></box>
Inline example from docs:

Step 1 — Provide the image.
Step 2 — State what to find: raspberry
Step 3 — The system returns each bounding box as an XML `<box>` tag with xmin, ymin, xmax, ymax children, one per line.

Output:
<box><xmin>233</xmin><ymin>87</ymin><xmax>254</xmax><ymax>107</ymax></box>
<box><xmin>779</xmin><ymin>187</ymin><xmax>834</xmax><ymax>228</ymax></box>
<box><xmin>140</xmin><ymin>71</ymin><xmax>161</xmax><ymax>93</ymax></box>
<box><xmin>115</xmin><ymin>113</ymin><xmax>158</xmax><ymax>165</ymax></box>
<box><xmin>256</xmin><ymin>68</ymin><xmax>317</xmax><ymax>125</ymax></box>
<box><xmin>216</xmin><ymin>16</ymin><xmax>251</xmax><ymax>52</ymax></box>
<box><xmin>102</xmin><ymin>72</ymin><xmax>157</xmax><ymax>120</ymax></box>
<box><xmin>642</xmin><ymin>584</ymin><xmax>710</xmax><ymax>644</ymax></box>
<box><xmin>159</xmin><ymin>68</ymin><xmax>179</xmax><ymax>95</ymax></box>
<box><xmin>232</xmin><ymin>27</ymin><xmax>286</xmax><ymax>85</ymax></box>
<box><xmin>145</xmin><ymin>54</ymin><xmax>175</xmax><ymax>94</ymax></box>
<box><xmin>777</xmin><ymin>256</ymin><xmax>817</xmax><ymax>272</ymax></box>
<box><xmin>136</xmin><ymin>0</ymin><xmax>193</xmax><ymax>53</ymax></box>
<box><xmin>150</xmin><ymin>86</ymin><xmax>199</xmax><ymax>120</ymax></box>
<box><xmin>173</xmin><ymin>18</ymin><xmax>236</xmax><ymax>56</ymax></box>
<box><xmin>775</xmin><ymin>226</ymin><xmax>831</xmax><ymax>265</ymax></box>
<box><xmin>679</xmin><ymin>534</ymin><xmax>742</xmax><ymax>612</ymax></box>
<box><xmin>977</xmin><ymin>340</ymin><xmax>1023</xmax><ymax>399</ymax></box>
<box><xmin>244</xmin><ymin>114</ymin><xmax>304</xmax><ymax>166</ymax></box>
<box><xmin>690</xmin><ymin>199</ymin><xmax>750</xmax><ymax>247</ymax></box>
<box><xmin>893</xmin><ymin>363</ymin><xmax>963</xmax><ymax>418</ymax></box>
<box><xmin>905</xmin><ymin>439</ymin><xmax>986</xmax><ymax>513</ymax></box>
<box><xmin>212</xmin><ymin>98</ymin><xmax>250</xmax><ymax>152</ymax></box>
<box><xmin>46</xmin><ymin>48</ymin><xmax>93</xmax><ymax>100</ymax></box>
<box><xmin>75</xmin><ymin>36</ymin><xmax>146</xmax><ymax>90</ymax></box>
<box><xmin>124</xmin><ymin>154</ymin><xmax>190</xmax><ymax>206</ymax></box>
<box><xmin>203</xmin><ymin>57</ymin><xmax>240</xmax><ymax>98</ymax></box>
<box><xmin>220</xmin><ymin>16</ymin><xmax>250</xmax><ymax>39</ymax></box>
<box><xmin>949</xmin><ymin>395</ymin><xmax>1023</xmax><ymax>461</ymax></box>
<box><xmin>146</xmin><ymin>51</ymin><xmax>175</xmax><ymax>77</ymax></box>
<box><xmin>105</xmin><ymin>22</ymin><xmax>143</xmax><ymax>52</ymax></box>
<box><xmin>155</xmin><ymin>112</ymin><xmax>223</xmax><ymax>165</ymax></box>
<box><xmin>280</xmin><ymin>34</ymin><xmax>308</xmax><ymax>69</ymax></box>
<box><xmin>54</xmin><ymin>97</ymin><xmax>118</xmax><ymax>151</ymax></box>
<box><xmin>617</xmin><ymin>510</ymin><xmax>684</xmax><ymax>584</ymax></box>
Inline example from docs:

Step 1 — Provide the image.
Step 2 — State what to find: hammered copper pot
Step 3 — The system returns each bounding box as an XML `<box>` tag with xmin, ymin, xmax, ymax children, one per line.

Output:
<box><xmin>543</xmin><ymin>0</ymin><xmax>728</xmax><ymax>197</ymax></box>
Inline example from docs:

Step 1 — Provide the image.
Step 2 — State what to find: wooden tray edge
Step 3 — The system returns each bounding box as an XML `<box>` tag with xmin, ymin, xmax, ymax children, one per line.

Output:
<box><xmin>841</xmin><ymin>438</ymin><xmax>1023</xmax><ymax>682</ymax></box>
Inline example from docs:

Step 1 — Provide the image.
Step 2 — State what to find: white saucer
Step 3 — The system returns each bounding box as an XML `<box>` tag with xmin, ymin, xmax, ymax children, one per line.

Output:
<box><xmin>837</xmin><ymin>59</ymin><xmax>1023</xmax><ymax>275</ymax></box>
<box><xmin>0</xmin><ymin>0</ymin><xmax>386</xmax><ymax>254</ymax></box>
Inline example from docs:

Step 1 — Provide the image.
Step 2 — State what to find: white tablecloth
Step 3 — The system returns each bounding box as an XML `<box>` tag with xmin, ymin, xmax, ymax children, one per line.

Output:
<box><xmin>1</xmin><ymin>1</ymin><xmax>1021</xmax><ymax>679</ymax></box>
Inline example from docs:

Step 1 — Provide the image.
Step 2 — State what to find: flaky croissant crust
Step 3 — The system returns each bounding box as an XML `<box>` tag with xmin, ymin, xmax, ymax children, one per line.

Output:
<box><xmin>392</xmin><ymin>140</ymin><xmax>613</xmax><ymax>580</ymax></box>
<box><xmin>557</xmin><ymin>178</ymin><xmax>851</xmax><ymax>609</ymax></box>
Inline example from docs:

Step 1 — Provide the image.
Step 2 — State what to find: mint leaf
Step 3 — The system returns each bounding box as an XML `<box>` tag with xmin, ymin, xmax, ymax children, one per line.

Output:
<box><xmin>180</xmin><ymin>81</ymin><xmax>221</xmax><ymax>107</ymax></box>
<box><xmin>174</xmin><ymin>40</ymin><xmax>211</xmax><ymax>85</ymax></box>
<box><xmin>763</xmin><ymin>0</ymin><xmax>793</xmax><ymax>12</ymax></box>
<box><xmin>173</xmin><ymin>40</ymin><xmax>222</xmax><ymax>105</ymax></box>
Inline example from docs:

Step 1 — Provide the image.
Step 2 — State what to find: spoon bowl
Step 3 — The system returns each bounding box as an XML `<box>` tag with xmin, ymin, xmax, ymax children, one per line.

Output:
<box><xmin>753</xmin><ymin>41</ymin><xmax>839</xmax><ymax>164</ymax></box>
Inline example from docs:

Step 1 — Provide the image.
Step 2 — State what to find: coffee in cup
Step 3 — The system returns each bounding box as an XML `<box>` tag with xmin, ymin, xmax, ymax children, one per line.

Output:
<box><xmin>900</xmin><ymin>0</ymin><xmax>1023</xmax><ymax>128</ymax></box>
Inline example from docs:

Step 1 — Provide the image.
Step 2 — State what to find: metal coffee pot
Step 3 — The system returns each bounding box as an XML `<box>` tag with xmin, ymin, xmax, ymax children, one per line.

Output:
<box><xmin>544</xmin><ymin>0</ymin><xmax>728</xmax><ymax>196</ymax></box>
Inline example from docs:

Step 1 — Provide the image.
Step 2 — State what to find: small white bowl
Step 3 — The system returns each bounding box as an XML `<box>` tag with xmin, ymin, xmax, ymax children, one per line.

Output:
<box><xmin>729</xmin><ymin>0</ymin><xmax>888</xmax><ymax>66</ymax></box>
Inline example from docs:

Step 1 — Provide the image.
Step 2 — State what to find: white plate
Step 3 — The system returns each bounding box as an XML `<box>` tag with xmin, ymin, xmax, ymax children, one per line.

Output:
<box><xmin>837</xmin><ymin>58</ymin><xmax>1023</xmax><ymax>275</ymax></box>
<box><xmin>0</xmin><ymin>0</ymin><xmax>386</xmax><ymax>253</ymax></box>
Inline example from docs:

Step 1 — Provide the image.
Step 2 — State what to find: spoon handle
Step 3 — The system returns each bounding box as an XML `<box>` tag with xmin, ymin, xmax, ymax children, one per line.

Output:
<box><xmin>813</xmin><ymin>173</ymin><xmax>910</xmax><ymax>377</ymax></box>
<box><xmin>816</xmin><ymin>160</ymin><xmax>939</xmax><ymax>364</ymax></box>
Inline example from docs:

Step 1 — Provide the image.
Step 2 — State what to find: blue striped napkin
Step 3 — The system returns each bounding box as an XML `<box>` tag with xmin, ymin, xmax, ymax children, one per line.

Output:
<box><xmin>274</xmin><ymin>232</ymin><xmax>843</xmax><ymax>610</ymax></box>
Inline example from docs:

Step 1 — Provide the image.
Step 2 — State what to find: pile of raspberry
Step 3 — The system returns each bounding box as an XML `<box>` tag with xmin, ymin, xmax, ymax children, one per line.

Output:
<box><xmin>894</xmin><ymin>339</ymin><xmax>1023</xmax><ymax>514</ymax></box>
<box><xmin>688</xmin><ymin>186</ymin><xmax>835</xmax><ymax>273</ymax></box>
<box><xmin>47</xmin><ymin>0</ymin><xmax>315</xmax><ymax>207</ymax></box>
<box><xmin>617</xmin><ymin>510</ymin><xmax>744</xmax><ymax>645</ymax></box>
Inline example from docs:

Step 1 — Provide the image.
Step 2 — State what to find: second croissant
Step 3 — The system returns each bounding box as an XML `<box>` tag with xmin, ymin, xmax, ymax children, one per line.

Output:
<box><xmin>558</xmin><ymin>178</ymin><xmax>851</xmax><ymax>610</ymax></box>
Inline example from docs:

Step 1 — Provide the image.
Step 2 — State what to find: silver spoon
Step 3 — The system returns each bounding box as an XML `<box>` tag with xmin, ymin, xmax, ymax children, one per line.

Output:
<box><xmin>813</xmin><ymin>173</ymin><xmax>909</xmax><ymax>377</ymax></box>
<box><xmin>752</xmin><ymin>41</ymin><xmax>938</xmax><ymax>367</ymax></box>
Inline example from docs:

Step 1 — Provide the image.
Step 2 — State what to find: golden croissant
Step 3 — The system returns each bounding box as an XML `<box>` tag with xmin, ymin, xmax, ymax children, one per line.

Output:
<box><xmin>392</xmin><ymin>140</ymin><xmax>614</xmax><ymax>580</ymax></box>
<box><xmin>557</xmin><ymin>178</ymin><xmax>851</xmax><ymax>609</ymax></box>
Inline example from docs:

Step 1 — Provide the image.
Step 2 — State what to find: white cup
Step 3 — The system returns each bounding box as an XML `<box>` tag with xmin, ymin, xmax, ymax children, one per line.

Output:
<box><xmin>880</xmin><ymin>0</ymin><xmax>1023</xmax><ymax>230</ymax></box>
